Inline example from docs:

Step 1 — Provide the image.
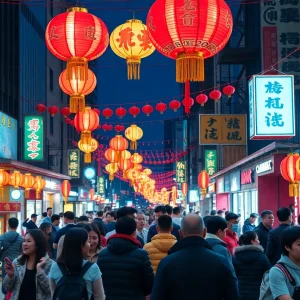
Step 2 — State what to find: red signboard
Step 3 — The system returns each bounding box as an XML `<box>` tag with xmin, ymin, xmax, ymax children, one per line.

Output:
<box><xmin>0</xmin><ymin>202</ymin><xmax>21</xmax><ymax>212</ymax></box>
<box><xmin>241</xmin><ymin>170</ymin><xmax>254</xmax><ymax>185</ymax></box>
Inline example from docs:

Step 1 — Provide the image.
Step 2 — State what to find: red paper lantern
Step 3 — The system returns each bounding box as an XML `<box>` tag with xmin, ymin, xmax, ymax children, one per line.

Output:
<box><xmin>104</xmin><ymin>148</ymin><xmax>118</xmax><ymax>163</ymax></box>
<box><xmin>142</xmin><ymin>104</ymin><xmax>154</xmax><ymax>116</ymax></box>
<box><xmin>181</xmin><ymin>183</ymin><xmax>187</xmax><ymax>197</ymax></box>
<box><xmin>198</xmin><ymin>170</ymin><xmax>210</xmax><ymax>194</ymax></box>
<box><xmin>129</xmin><ymin>106</ymin><xmax>141</xmax><ymax>118</ymax></box>
<box><xmin>196</xmin><ymin>94</ymin><xmax>208</xmax><ymax>106</ymax></box>
<box><xmin>209</xmin><ymin>90</ymin><xmax>222</xmax><ymax>102</ymax></box>
<box><xmin>147</xmin><ymin>0</ymin><xmax>233</xmax><ymax>82</ymax></box>
<box><xmin>65</xmin><ymin>118</ymin><xmax>72</xmax><ymax>124</ymax></box>
<box><xmin>70</xmin><ymin>120</ymin><xmax>75</xmax><ymax>127</ymax></box>
<box><xmin>90</xmin><ymin>188</ymin><xmax>95</xmax><ymax>201</ymax></box>
<box><xmin>61</xmin><ymin>180</ymin><xmax>71</xmax><ymax>203</ymax></box>
<box><xmin>109</xmin><ymin>135</ymin><xmax>128</xmax><ymax>153</ymax></box>
<box><xmin>169</xmin><ymin>100</ymin><xmax>181</xmax><ymax>112</ymax></box>
<box><xmin>102</xmin><ymin>124</ymin><xmax>109</xmax><ymax>131</ymax></box>
<box><xmin>93</xmin><ymin>108</ymin><xmax>100</xmax><ymax>116</ymax></box>
<box><xmin>223</xmin><ymin>85</ymin><xmax>235</xmax><ymax>98</ymax></box>
<box><xmin>114</xmin><ymin>125</ymin><xmax>122</xmax><ymax>132</ymax></box>
<box><xmin>45</xmin><ymin>7</ymin><xmax>109</xmax><ymax>81</ymax></box>
<box><xmin>107</xmin><ymin>124</ymin><xmax>113</xmax><ymax>131</ymax></box>
<box><xmin>280</xmin><ymin>154</ymin><xmax>300</xmax><ymax>197</ymax></box>
<box><xmin>156</xmin><ymin>102</ymin><xmax>167</xmax><ymax>114</ymax></box>
<box><xmin>119</xmin><ymin>125</ymin><xmax>125</xmax><ymax>131</ymax></box>
<box><xmin>182</xmin><ymin>97</ymin><xmax>194</xmax><ymax>114</ymax></box>
<box><xmin>102</xmin><ymin>108</ymin><xmax>113</xmax><ymax>119</ymax></box>
<box><xmin>116</xmin><ymin>107</ymin><xmax>127</xmax><ymax>119</ymax></box>
<box><xmin>36</xmin><ymin>104</ymin><xmax>47</xmax><ymax>113</ymax></box>
<box><xmin>118</xmin><ymin>158</ymin><xmax>133</xmax><ymax>178</ymax></box>
<box><xmin>60</xmin><ymin>107</ymin><xmax>70</xmax><ymax>118</ymax></box>
<box><xmin>48</xmin><ymin>106</ymin><xmax>59</xmax><ymax>117</ymax></box>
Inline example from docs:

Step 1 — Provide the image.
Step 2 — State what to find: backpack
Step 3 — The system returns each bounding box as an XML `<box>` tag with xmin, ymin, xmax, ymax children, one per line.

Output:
<box><xmin>259</xmin><ymin>262</ymin><xmax>299</xmax><ymax>300</ymax></box>
<box><xmin>52</xmin><ymin>261</ymin><xmax>94</xmax><ymax>300</ymax></box>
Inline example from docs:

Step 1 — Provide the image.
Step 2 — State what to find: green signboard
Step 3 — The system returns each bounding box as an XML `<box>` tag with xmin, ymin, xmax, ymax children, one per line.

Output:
<box><xmin>205</xmin><ymin>150</ymin><xmax>217</xmax><ymax>176</ymax></box>
<box><xmin>68</xmin><ymin>149</ymin><xmax>80</xmax><ymax>178</ymax></box>
<box><xmin>97</xmin><ymin>176</ymin><xmax>105</xmax><ymax>196</ymax></box>
<box><xmin>24</xmin><ymin>116</ymin><xmax>43</xmax><ymax>161</ymax></box>
<box><xmin>176</xmin><ymin>161</ymin><xmax>186</xmax><ymax>183</ymax></box>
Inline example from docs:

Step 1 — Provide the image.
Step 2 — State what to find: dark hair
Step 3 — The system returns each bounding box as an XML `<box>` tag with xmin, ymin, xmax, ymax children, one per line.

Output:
<box><xmin>57</xmin><ymin>228</ymin><xmax>88</xmax><ymax>274</ymax></box>
<box><xmin>59</xmin><ymin>212</ymin><xmax>64</xmax><ymax>218</ymax></box>
<box><xmin>42</xmin><ymin>212</ymin><xmax>47</xmax><ymax>218</ymax></box>
<box><xmin>19</xmin><ymin>229</ymin><xmax>49</xmax><ymax>266</ymax></box>
<box><xmin>92</xmin><ymin>221</ymin><xmax>106</xmax><ymax>236</ymax></box>
<box><xmin>217</xmin><ymin>210</ymin><xmax>224</xmax><ymax>215</ymax></box>
<box><xmin>51</xmin><ymin>214</ymin><xmax>60</xmax><ymax>223</ymax></box>
<box><xmin>115</xmin><ymin>216</ymin><xmax>136</xmax><ymax>235</ymax></box>
<box><xmin>157</xmin><ymin>215</ymin><xmax>172</xmax><ymax>231</ymax></box>
<box><xmin>281</xmin><ymin>227</ymin><xmax>300</xmax><ymax>256</ymax></box>
<box><xmin>173</xmin><ymin>207</ymin><xmax>181</xmax><ymax>215</ymax></box>
<box><xmin>165</xmin><ymin>205</ymin><xmax>173</xmax><ymax>215</ymax></box>
<box><xmin>206</xmin><ymin>216</ymin><xmax>228</xmax><ymax>234</ymax></box>
<box><xmin>90</xmin><ymin>222</ymin><xmax>103</xmax><ymax>249</ymax></box>
<box><xmin>239</xmin><ymin>231</ymin><xmax>258</xmax><ymax>246</ymax></box>
<box><xmin>47</xmin><ymin>207</ymin><xmax>52</xmax><ymax>212</ymax></box>
<box><xmin>106</xmin><ymin>211</ymin><xmax>116</xmax><ymax>220</ymax></box>
<box><xmin>8</xmin><ymin>218</ymin><xmax>19</xmax><ymax>229</ymax></box>
<box><xmin>250</xmin><ymin>213</ymin><xmax>258</xmax><ymax>218</ymax></box>
<box><xmin>225</xmin><ymin>211</ymin><xmax>230</xmax><ymax>216</ymax></box>
<box><xmin>210</xmin><ymin>210</ymin><xmax>217</xmax><ymax>216</ymax></box>
<box><xmin>261</xmin><ymin>210</ymin><xmax>273</xmax><ymax>219</ymax></box>
<box><xmin>116</xmin><ymin>207</ymin><xmax>137</xmax><ymax>220</ymax></box>
<box><xmin>96</xmin><ymin>211</ymin><xmax>104</xmax><ymax>217</ymax></box>
<box><xmin>39</xmin><ymin>222</ymin><xmax>51</xmax><ymax>232</ymax></box>
<box><xmin>64</xmin><ymin>211</ymin><xmax>75</xmax><ymax>220</ymax></box>
<box><xmin>76</xmin><ymin>223</ymin><xmax>93</xmax><ymax>232</ymax></box>
<box><xmin>77</xmin><ymin>215</ymin><xmax>89</xmax><ymax>223</ymax></box>
<box><xmin>154</xmin><ymin>206</ymin><xmax>166</xmax><ymax>214</ymax></box>
<box><xmin>277</xmin><ymin>207</ymin><xmax>291</xmax><ymax>222</ymax></box>
<box><xmin>104</xmin><ymin>206</ymin><xmax>111</xmax><ymax>213</ymax></box>
<box><xmin>225</xmin><ymin>213</ymin><xmax>239</xmax><ymax>222</ymax></box>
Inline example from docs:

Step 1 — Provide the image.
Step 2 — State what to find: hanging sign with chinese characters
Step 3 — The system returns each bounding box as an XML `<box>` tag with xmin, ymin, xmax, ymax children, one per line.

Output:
<box><xmin>176</xmin><ymin>161</ymin><xmax>187</xmax><ymax>183</ymax></box>
<box><xmin>199</xmin><ymin>115</ymin><xmax>246</xmax><ymax>145</ymax></box>
<box><xmin>205</xmin><ymin>150</ymin><xmax>217</xmax><ymax>176</ymax></box>
<box><xmin>68</xmin><ymin>149</ymin><xmax>80</xmax><ymax>178</ymax></box>
<box><xmin>249</xmin><ymin>75</ymin><xmax>295</xmax><ymax>139</ymax></box>
<box><xmin>0</xmin><ymin>202</ymin><xmax>21</xmax><ymax>212</ymax></box>
<box><xmin>97</xmin><ymin>176</ymin><xmax>105</xmax><ymax>196</ymax></box>
<box><xmin>24</xmin><ymin>116</ymin><xmax>43</xmax><ymax>161</ymax></box>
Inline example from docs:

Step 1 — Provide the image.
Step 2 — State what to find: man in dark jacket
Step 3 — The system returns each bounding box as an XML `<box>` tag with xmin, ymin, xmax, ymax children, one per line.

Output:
<box><xmin>22</xmin><ymin>213</ymin><xmax>38</xmax><ymax>231</ymax></box>
<box><xmin>254</xmin><ymin>210</ymin><xmax>274</xmax><ymax>252</ymax></box>
<box><xmin>242</xmin><ymin>213</ymin><xmax>258</xmax><ymax>233</ymax></box>
<box><xmin>266</xmin><ymin>207</ymin><xmax>291</xmax><ymax>265</ymax></box>
<box><xmin>98</xmin><ymin>217</ymin><xmax>154</xmax><ymax>300</ymax></box>
<box><xmin>151</xmin><ymin>214</ymin><xmax>239</xmax><ymax>300</ymax></box>
<box><xmin>94</xmin><ymin>211</ymin><xmax>108</xmax><ymax>235</ymax></box>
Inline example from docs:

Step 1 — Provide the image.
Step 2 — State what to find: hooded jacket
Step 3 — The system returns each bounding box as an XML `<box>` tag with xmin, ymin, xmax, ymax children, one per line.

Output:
<box><xmin>144</xmin><ymin>233</ymin><xmax>177</xmax><ymax>274</ymax></box>
<box><xmin>97</xmin><ymin>234</ymin><xmax>154</xmax><ymax>300</ymax></box>
<box><xmin>253</xmin><ymin>222</ymin><xmax>271</xmax><ymax>252</ymax></box>
<box><xmin>242</xmin><ymin>219</ymin><xmax>255</xmax><ymax>234</ymax></box>
<box><xmin>233</xmin><ymin>245</ymin><xmax>271</xmax><ymax>300</ymax></box>
<box><xmin>150</xmin><ymin>236</ymin><xmax>239</xmax><ymax>300</ymax></box>
<box><xmin>269</xmin><ymin>255</ymin><xmax>300</xmax><ymax>299</ymax></box>
<box><xmin>0</xmin><ymin>231</ymin><xmax>23</xmax><ymax>262</ymax></box>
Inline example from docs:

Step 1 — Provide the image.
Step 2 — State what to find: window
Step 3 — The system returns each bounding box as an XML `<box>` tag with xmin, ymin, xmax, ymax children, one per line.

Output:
<box><xmin>50</xmin><ymin>115</ymin><xmax>54</xmax><ymax>135</ymax></box>
<box><xmin>49</xmin><ymin>68</ymin><xmax>53</xmax><ymax>91</ymax></box>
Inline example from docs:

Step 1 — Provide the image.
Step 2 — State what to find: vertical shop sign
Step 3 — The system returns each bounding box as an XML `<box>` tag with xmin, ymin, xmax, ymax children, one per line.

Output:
<box><xmin>24</xmin><ymin>116</ymin><xmax>43</xmax><ymax>161</ymax></box>
<box><xmin>97</xmin><ymin>176</ymin><xmax>105</xmax><ymax>196</ymax></box>
<box><xmin>68</xmin><ymin>149</ymin><xmax>80</xmax><ymax>178</ymax></box>
<box><xmin>205</xmin><ymin>150</ymin><xmax>217</xmax><ymax>176</ymax></box>
<box><xmin>176</xmin><ymin>161</ymin><xmax>186</xmax><ymax>183</ymax></box>
<box><xmin>249</xmin><ymin>75</ymin><xmax>295</xmax><ymax>139</ymax></box>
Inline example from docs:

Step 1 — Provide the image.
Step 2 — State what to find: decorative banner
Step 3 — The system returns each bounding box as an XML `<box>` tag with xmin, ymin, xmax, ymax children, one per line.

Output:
<box><xmin>176</xmin><ymin>161</ymin><xmax>186</xmax><ymax>183</ymax></box>
<box><xmin>0</xmin><ymin>202</ymin><xmax>21</xmax><ymax>212</ymax></box>
<box><xmin>261</xmin><ymin>0</ymin><xmax>300</xmax><ymax>89</ymax></box>
<box><xmin>24</xmin><ymin>116</ymin><xmax>43</xmax><ymax>161</ymax></box>
<box><xmin>0</xmin><ymin>112</ymin><xmax>17</xmax><ymax>160</ymax></box>
<box><xmin>205</xmin><ymin>150</ymin><xmax>217</xmax><ymax>176</ymax></box>
<box><xmin>68</xmin><ymin>149</ymin><xmax>80</xmax><ymax>178</ymax></box>
<box><xmin>223</xmin><ymin>146</ymin><xmax>246</xmax><ymax>168</ymax></box>
<box><xmin>200</xmin><ymin>115</ymin><xmax>246</xmax><ymax>145</ymax></box>
<box><xmin>249</xmin><ymin>75</ymin><xmax>295</xmax><ymax>139</ymax></box>
<box><xmin>97</xmin><ymin>176</ymin><xmax>105</xmax><ymax>196</ymax></box>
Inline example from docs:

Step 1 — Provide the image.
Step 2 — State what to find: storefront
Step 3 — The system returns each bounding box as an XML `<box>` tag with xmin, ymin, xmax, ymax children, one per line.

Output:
<box><xmin>43</xmin><ymin>177</ymin><xmax>64</xmax><ymax>215</ymax></box>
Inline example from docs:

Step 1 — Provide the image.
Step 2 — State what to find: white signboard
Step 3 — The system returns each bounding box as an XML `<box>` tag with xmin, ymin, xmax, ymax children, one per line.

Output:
<box><xmin>248</xmin><ymin>75</ymin><xmax>295</xmax><ymax>139</ymax></box>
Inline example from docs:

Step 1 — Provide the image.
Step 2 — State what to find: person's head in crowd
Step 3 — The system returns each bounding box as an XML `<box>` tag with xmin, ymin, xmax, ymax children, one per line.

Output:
<box><xmin>106</xmin><ymin>211</ymin><xmax>116</xmax><ymax>223</ymax></box>
<box><xmin>225</xmin><ymin>213</ymin><xmax>240</xmax><ymax>233</ymax></box>
<box><xmin>31</xmin><ymin>214</ymin><xmax>38</xmax><ymax>223</ymax></box>
<box><xmin>195</xmin><ymin>211</ymin><xmax>200</xmax><ymax>216</ymax></box>
<box><xmin>77</xmin><ymin>215</ymin><xmax>89</xmax><ymax>224</ymax></box>
<box><xmin>42</xmin><ymin>212</ymin><xmax>47</xmax><ymax>219</ymax></box>
<box><xmin>261</xmin><ymin>210</ymin><xmax>274</xmax><ymax>229</ymax></box>
<box><xmin>115</xmin><ymin>216</ymin><xmax>137</xmax><ymax>238</ymax></box>
<box><xmin>239</xmin><ymin>231</ymin><xmax>260</xmax><ymax>246</ymax></box>
<box><xmin>154</xmin><ymin>206</ymin><xmax>167</xmax><ymax>220</ymax></box>
<box><xmin>92</xmin><ymin>221</ymin><xmax>106</xmax><ymax>237</ymax></box>
<box><xmin>157</xmin><ymin>215</ymin><xmax>173</xmax><ymax>234</ymax></box>
<box><xmin>289</xmin><ymin>203</ymin><xmax>295</xmax><ymax>213</ymax></box>
<box><xmin>249</xmin><ymin>213</ymin><xmax>258</xmax><ymax>225</ymax></box>
<box><xmin>277</xmin><ymin>207</ymin><xmax>292</xmax><ymax>224</ymax></box>
<box><xmin>116</xmin><ymin>207</ymin><xmax>137</xmax><ymax>220</ymax></box>
<box><xmin>51</xmin><ymin>214</ymin><xmax>60</xmax><ymax>227</ymax></box>
<box><xmin>136</xmin><ymin>211</ymin><xmax>146</xmax><ymax>231</ymax></box>
<box><xmin>281</xmin><ymin>227</ymin><xmax>300</xmax><ymax>262</ymax></box>
<box><xmin>47</xmin><ymin>207</ymin><xmax>52</xmax><ymax>217</ymax></box>
<box><xmin>39</xmin><ymin>223</ymin><xmax>52</xmax><ymax>238</ymax></box>
<box><xmin>165</xmin><ymin>205</ymin><xmax>173</xmax><ymax>216</ymax></box>
<box><xmin>172</xmin><ymin>206</ymin><xmax>181</xmax><ymax>217</ymax></box>
<box><xmin>58</xmin><ymin>228</ymin><xmax>90</xmax><ymax>273</ymax></box>
<box><xmin>96</xmin><ymin>211</ymin><xmax>104</xmax><ymax>218</ymax></box>
<box><xmin>63</xmin><ymin>211</ymin><xmax>75</xmax><ymax>225</ymax></box>
<box><xmin>206</xmin><ymin>216</ymin><xmax>227</xmax><ymax>241</ymax></box>
<box><xmin>104</xmin><ymin>206</ymin><xmax>112</xmax><ymax>213</ymax></box>
<box><xmin>8</xmin><ymin>218</ymin><xmax>19</xmax><ymax>231</ymax></box>
<box><xmin>210</xmin><ymin>210</ymin><xmax>217</xmax><ymax>216</ymax></box>
<box><xmin>89</xmin><ymin>223</ymin><xmax>103</xmax><ymax>251</ymax></box>
<box><xmin>225</xmin><ymin>211</ymin><xmax>230</xmax><ymax>216</ymax></box>
<box><xmin>180</xmin><ymin>214</ymin><xmax>206</xmax><ymax>239</ymax></box>
<box><xmin>217</xmin><ymin>210</ymin><xmax>225</xmax><ymax>218</ymax></box>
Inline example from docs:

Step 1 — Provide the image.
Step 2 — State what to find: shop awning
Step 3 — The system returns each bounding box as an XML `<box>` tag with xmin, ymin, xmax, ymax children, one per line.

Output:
<box><xmin>210</xmin><ymin>142</ymin><xmax>300</xmax><ymax>179</ymax></box>
<box><xmin>0</xmin><ymin>159</ymin><xmax>70</xmax><ymax>180</ymax></box>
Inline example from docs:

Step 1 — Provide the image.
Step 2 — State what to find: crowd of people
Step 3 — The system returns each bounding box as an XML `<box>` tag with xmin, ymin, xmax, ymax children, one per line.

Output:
<box><xmin>0</xmin><ymin>204</ymin><xmax>300</xmax><ymax>299</ymax></box>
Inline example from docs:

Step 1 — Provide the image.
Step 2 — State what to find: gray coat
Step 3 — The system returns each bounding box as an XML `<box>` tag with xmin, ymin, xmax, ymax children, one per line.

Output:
<box><xmin>3</xmin><ymin>256</ymin><xmax>53</xmax><ymax>300</ymax></box>
<box><xmin>0</xmin><ymin>231</ymin><xmax>23</xmax><ymax>262</ymax></box>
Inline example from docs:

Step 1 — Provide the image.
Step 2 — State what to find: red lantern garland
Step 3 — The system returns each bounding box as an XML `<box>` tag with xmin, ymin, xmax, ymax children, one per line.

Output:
<box><xmin>156</xmin><ymin>102</ymin><xmax>167</xmax><ymax>114</ymax></box>
<box><xmin>142</xmin><ymin>105</ymin><xmax>154</xmax><ymax>116</ymax></box>
<box><xmin>196</xmin><ymin>94</ymin><xmax>208</xmax><ymax>106</ymax></box>
<box><xmin>36</xmin><ymin>104</ymin><xmax>47</xmax><ymax>113</ymax></box>
<box><xmin>169</xmin><ymin>100</ymin><xmax>181</xmax><ymax>112</ymax></box>
<box><xmin>209</xmin><ymin>90</ymin><xmax>222</xmax><ymax>102</ymax></box>
<box><xmin>102</xmin><ymin>108</ymin><xmax>113</xmax><ymax>119</ymax></box>
<box><xmin>129</xmin><ymin>106</ymin><xmax>141</xmax><ymax>118</ymax></box>
<box><xmin>223</xmin><ymin>85</ymin><xmax>235</xmax><ymax>98</ymax></box>
<box><xmin>60</xmin><ymin>107</ymin><xmax>70</xmax><ymax>118</ymax></box>
<box><xmin>48</xmin><ymin>106</ymin><xmax>59</xmax><ymax>117</ymax></box>
<box><xmin>93</xmin><ymin>108</ymin><xmax>100</xmax><ymax>116</ymax></box>
<box><xmin>116</xmin><ymin>107</ymin><xmax>127</xmax><ymax>119</ymax></box>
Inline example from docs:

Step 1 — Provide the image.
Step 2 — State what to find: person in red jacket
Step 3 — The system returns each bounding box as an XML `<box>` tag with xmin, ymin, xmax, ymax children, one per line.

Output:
<box><xmin>224</xmin><ymin>213</ymin><xmax>240</xmax><ymax>255</ymax></box>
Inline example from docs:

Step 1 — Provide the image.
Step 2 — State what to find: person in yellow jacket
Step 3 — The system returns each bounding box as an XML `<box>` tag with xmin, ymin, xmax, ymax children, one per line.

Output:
<box><xmin>144</xmin><ymin>215</ymin><xmax>177</xmax><ymax>274</ymax></box>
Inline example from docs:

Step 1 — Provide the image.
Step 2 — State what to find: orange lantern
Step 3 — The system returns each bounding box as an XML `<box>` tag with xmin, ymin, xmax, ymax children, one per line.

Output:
<box><xmin>181</xmin><ymin>183</ymin><xmax>188</xmax><ymax>198</ymax></box>
<box><xmin>130</xmin><ymin>153</ymin><xmax>143</xmax><ymax>165</ymax></box>
<box><xmin>143</xmin><ymin>168</ymin><xmax>152</xmax><ymax>176</ymax></box>
<box><xmin>171</xmin><ymin>186</ymin><xmax>178</xmax><ymax>202</ymax></box>
<box><xmin>198</xmin><ymin>170</ymin><xmax>210</xmax><ymax>194</ymax></box>
<box><xmin>90</xmin><ymin>188</ymin><xmax>95</xmax><ymax>201</ymax></box>
<box><xmin>104</xmin><ymin>148</ymin><xmax>118</xmax><ymax>163</ymax></box>
<box><xmin>280</xmin><ymin>153</ymin><xmax>300</xmax><ymax>197</ymax></box>
<box><xmin>33</xmin><ymin>176</ymin><xmax>46</xmax><ymax>199</ymax></box>
<box><xmin>78</xmin><ymin>138</ymin><xmax>98</xmax><ymax>163</ymax></box>
<box><xmin>0</xmin><ymin>169</ymin><xmax>11</xmax><ymax>197</ymax></box>
<box><xmin>127</xmin><ymin>168</ymin><xmax>140</xmax><ymax>185</ymax></box>
<box><xmin>109</xmin><ymin>135</ymin><xmax>128</xmax><ymax>161</ymax></box>
<box><xmin>125</xmin><ymin>124</ymin><xmax>143</xmax><ymax>150</ymax></box>
<box><xmin>118</xmin><ymin>158</ymin><xmax>133</xmax><ymax>178</ymax></box>
<box><xmin>61</xmin><ymin>180</ymin><xmax>71</xmax><ymax>204</ymax></box>
<box><xmin>121</xmin><ymin>150</ymin><xmax>131</xmax><ymax>160</ymax></box>
<box><xmin>10</xmin><ymin>171</ymin><xmax>24</xmax><ymax>190</ymax></box>
<box><xmin>105</xmin><ymin>163</ymin><xmax>118</xmax><ymax>181</ymax></box>
<box><xmin>22</xmin><ymin>173</ymin><xmax>36</xmax><ymax>198</ymax></box>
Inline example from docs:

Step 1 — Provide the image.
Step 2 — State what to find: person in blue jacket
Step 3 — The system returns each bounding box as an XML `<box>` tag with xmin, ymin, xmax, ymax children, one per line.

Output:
<box><xmin>242</xmin><ymin>213</ymin><xmax>258</xmax><ymax>233</ymax></box>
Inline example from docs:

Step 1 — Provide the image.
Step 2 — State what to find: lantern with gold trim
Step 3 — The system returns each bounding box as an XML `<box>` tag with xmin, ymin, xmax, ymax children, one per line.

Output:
<box><xmin>33</xmin><ymin>176</ymin><xmax>46</xmax><ymax>199</ymax></box>
<box><xmin>10</xmin><ymin>171</ymin><xmax>24</xmax><ymax>190</ymax></box>
<box><xmin>78</xmin><ymin>138</ymin><xmax>98</xmax><ymax>163</ymax></box>
<box><xmin>125</xmin><ymin>125</ymin><xmax>143</xmax><ymax>150</ymax></box>
<box><xmin>198</xmin><ymin>170</ymin><xmax>210</xmax><ymax>194</ymax></box>
<box><xmin>118</xmin><ymin>158</ymin><xmax>133</xmax><ymax>179</ymax></box>
<box><xmin>105</xmin><ymin>163</ymin><xmax>119</xmax><ymax>181</ymax></box>
<box><xmin>181</xmin><ymin>182</ymin><xmax>188</xmax><ymax>198</ymax></box>
<box><xmin>0</xmin><ymin>169</ymin><xmax>10</xmax><ymax>197</ymax></box>
<box><xmin>130</xmin><ymin>153</ymin><xmax>143</xmax><ymax>167</ymax></box>
<box><xmin>104</xmin><ymin>148</ymin><xmax>118</xmax><ymax>163</ymax></box>
<box><xmin>109</xmin><ymin>135</ymin><xmax>128</xmax><ymax>162</ymax></box>
<box><xmin>61</xmin><ymin>180</ymin><xmax>71</xmax><ymax>204</ymax></box>
<box><xmin>22</xmin><ymin>173</ymin><xmax>36</xmax><ymax>198</ymax></box>
<box><xmin>121</xmin><ymin>150</ymin><xmax>131</xmax><ymax>160</ymax></box>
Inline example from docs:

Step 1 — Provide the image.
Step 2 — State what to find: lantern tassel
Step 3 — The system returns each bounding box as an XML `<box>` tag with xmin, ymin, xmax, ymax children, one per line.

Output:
<box><xmin>109</xmin><ymin>173</ymin><xmax>114</xmax><ymax>181</ymax></box>
<box><xmin>81</xmin><ymin>132</ymin><xmax>92</xmax><ymax>146</ymax></box>
<box><xmin>0</xmin><ymin>187</ymin><xmax>3</xmax><ymax>199</ymax></box>
<box><xmin>67</xmin><ymin>57</ymin><xmax>88</xmax><ymax>81</ymax></box>
<box><xmin>84</xmin><ymin>153</ymin><xmax>92</xmax><ymax>163</ymax></box>
<box><xmin>64</xmin><ymin>197</ymin><xmax>68</xmax><ymax>205</ymax></box>
<box><xmin>25</xmin><ymin>190</ymin><xmax>30</xmax><ymax>198</ymax></box>
<box><xmin>130</xmin><ymin>141</ymin><xmax>137</xmax><ymax>151</ymax></box>
<box><xmin>70</xmin><ymin>95</ymin><xmax>85</xmax><ymax>113</ymax></box>
<box><xmin>36</xmin><ymin>190</ymin><xmax>40</xmax><ymax>199</ymax></box>
<box><xmin>176</xmin><ymin>52</ymin><xmax>204</xmax><ymax>83</ymax></box>
<box><xmin>123</xmin><ymin>171</ymin><xmax>127</xmax><ymax>179</ymax></box>
<box><xmin>127</xmin><ymin>57</ymin><xmax>141</xmax><ymax>80</ymax></box>
<box><xmin>289</xmin><ymin>182</ymin><xmax>299</xmax><ymax>197</ymax></box>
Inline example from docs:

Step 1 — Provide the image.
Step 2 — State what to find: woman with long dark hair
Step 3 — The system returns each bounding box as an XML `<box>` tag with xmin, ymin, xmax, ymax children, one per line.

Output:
<box><xmin>39</xmin><ymin>222</ymin><xmax>53</xmax><ymax>256</ymax></box>
<box><xmin>88</xmin><ymin>223</ymin><xmax>104</xmax><ymax>263</ymax></box>
<box><xmin>3</xmin><ymin>229</ymin><xmax>53</xmax><ymax>300</ymax></box>
<box><xmin>49</xmin><ymin>227</ymin><xmax>105</xmax><ymax>300</ymax></box>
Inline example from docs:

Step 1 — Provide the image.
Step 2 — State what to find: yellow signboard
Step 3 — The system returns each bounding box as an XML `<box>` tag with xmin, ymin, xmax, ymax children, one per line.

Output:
<box><xmin>200</xmin><ymin>115</ymin><xmax>246</xmax><ymax>145</ymax></box>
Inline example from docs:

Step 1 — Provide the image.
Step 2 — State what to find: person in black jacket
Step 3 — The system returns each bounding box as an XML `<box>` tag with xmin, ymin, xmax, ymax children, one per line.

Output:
<box><xmin>266</xmin><ymin>207</ymin><xmax>292</xmax><ymax>265</ymax></box>
<box><xmin>98</xmin><ymin>216</ymin><xmax>154</xmax><ymax>300</ymax></box>
<box><xmin>233</xmin><ymin>231</ymin><xmax>271</xmax><ymax>300</ymax></box>
<box><xmin>253</xmin><ymin>210</ymin><xmax>274</xmax><ymax>251</ymax></box>
<box><xmin>151</xmin><ymin>214</ymin><xmax>239</xmax><ymax>300</ymax></box>
<box><xmin>22</xmin><ymin>214</ymin><xmax>38</xmax><ymax>231</ymax></box>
